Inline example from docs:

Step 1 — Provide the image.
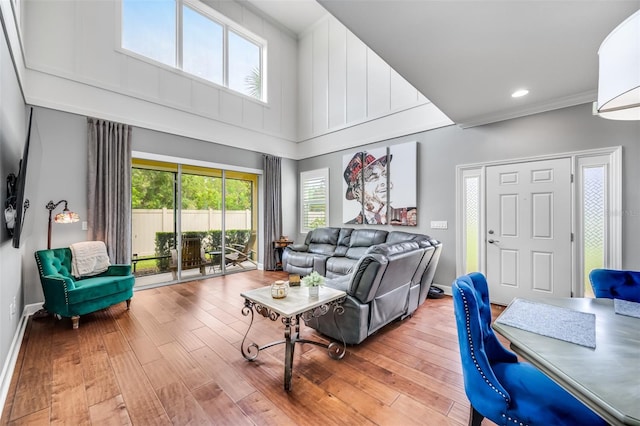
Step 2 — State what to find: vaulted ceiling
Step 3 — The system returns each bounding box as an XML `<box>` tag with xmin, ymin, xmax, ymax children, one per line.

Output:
<box><xmin>248</xmin><ymin>0</ymin><xmax>640</xmax><ymax>128</ymax></box>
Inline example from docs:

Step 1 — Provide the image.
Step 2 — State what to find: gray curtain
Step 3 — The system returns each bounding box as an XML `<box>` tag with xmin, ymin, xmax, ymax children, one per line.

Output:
<box><xmin>263</xmin><ymin>155</ymin><xmax>282</xmax><ymax>270</ymax></box>
<box><xmin>87</xmin><ymin>118</ymin><xmax>132</xmax><ymax>264</ymax></box>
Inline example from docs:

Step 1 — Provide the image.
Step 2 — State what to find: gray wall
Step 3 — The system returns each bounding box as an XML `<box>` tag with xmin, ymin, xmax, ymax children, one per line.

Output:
<box><xmin>0</xmin><ymin>19</ymin><xmax>27</xmax><ymax>392</ymax></box>
<box><xmin>298</xmin><ymin>103</ymin><xmax>640</xmax><ymax>286</ymax></box>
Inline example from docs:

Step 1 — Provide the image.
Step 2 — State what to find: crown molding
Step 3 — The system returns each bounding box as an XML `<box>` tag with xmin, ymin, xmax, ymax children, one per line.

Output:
<box><xmin>457</xmin><ymin>90</ymin><xmax>597</xmax><ymax>129</ymax></box>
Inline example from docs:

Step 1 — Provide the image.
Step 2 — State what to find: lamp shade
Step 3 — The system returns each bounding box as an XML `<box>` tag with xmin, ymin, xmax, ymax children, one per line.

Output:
<box><xmin>54</xmin><ymin>209</ymin><xmax>80</xmax><ymax>224</ymax></box>
<box><xmin>597</xmin><ymin>9</ymin><xmax>640</xmax><ymax>120</ymax></box>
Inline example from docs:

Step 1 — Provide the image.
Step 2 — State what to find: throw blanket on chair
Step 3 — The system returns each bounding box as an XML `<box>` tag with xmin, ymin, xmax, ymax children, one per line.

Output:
<box><xmin>70</xmin><ymin>241</ymin><xmax>111</xmax><ymax>278</ymax></box>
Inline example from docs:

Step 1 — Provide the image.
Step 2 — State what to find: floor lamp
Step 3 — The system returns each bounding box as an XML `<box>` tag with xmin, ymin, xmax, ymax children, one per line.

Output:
<box><xmin>46</xmin><ymin>200</ymin><xmax>79</xmax><ymax>249</ymax></box>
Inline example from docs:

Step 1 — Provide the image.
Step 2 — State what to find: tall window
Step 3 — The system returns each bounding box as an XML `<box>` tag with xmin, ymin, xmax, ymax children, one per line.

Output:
<box><xmin>300</xmin><ymin>168</ymin><xmax>329</xmax><ymax>233</ymax></box>
<box><xmin>463</xmin><ymin>173</ymin><xmax>481</xmax><ymax>273</ymax></box>
<box><xmin>582</xmin><ymin>166</ymin><xmax>606</xmax><ymax>297</ymax></box>
<box><xmin>121</xmin><ymin>0</ymin><xmax>266</xmax><ymax>101</ymax></box>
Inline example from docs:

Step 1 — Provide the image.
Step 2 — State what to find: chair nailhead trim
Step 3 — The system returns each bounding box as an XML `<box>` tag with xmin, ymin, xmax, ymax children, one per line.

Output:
<box><xmin>502</xmin><ymin>413</ymin><xmax>527</xmax><ymax>426</ymax></box>
<box><xmin>458</xmin><ymin>287</ymin><xmax>508</xmax><ymax>401</ymax></box>
<box><xmin>458</xmin><ymin>286</ymin><xmax>528</xmax><ymax>426</ymax></box>
<box><xmin>36</xmin><ymin>252</ymin><xmax>70</xmax><ymax>306</ymax></box>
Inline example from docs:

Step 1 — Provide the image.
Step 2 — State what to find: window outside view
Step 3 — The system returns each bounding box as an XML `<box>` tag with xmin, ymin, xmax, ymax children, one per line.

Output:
<box><xmin>228</xmin><ymin>30</ymin><xmax>261</xmax><ymax>98</ymax></box>
<box><xmin>122</xmin><ymin>0</ymin><xmax>264</xmax><ymax>101</ymax></box>
<box><xmin>122</xmin><ymin>0</ymin><xmax>176</xmax><ymax>67</ymax></box>
<box><xmin>182</xmin><ymin>5</ymin><xmax>223</xmax><ymax>85</ymax></box>
<box><xmin>131</xmin><ymin>163</ymin><xmax>258</xmax><ymax>287</ymax></box>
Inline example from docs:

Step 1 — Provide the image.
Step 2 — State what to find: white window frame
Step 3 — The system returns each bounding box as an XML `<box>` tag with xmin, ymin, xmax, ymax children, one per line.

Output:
<box><xmin>300</xmin><ymin>168</ymin><xmax>330</xmax><ymax>234</ymax></box>
<box><xmin>456</xmin><ymin>167</ymin><xmax>484</xmax><ymax>275</ymax></box>
<box><xmin>118</xmin><ymin>0</ymin><xmax>267</xmax><ymax>102</ymax></box>
<box><xmin>575</xmin><ymin>150</ymin><xmax>622</xmax><ymax>293</ymax></box>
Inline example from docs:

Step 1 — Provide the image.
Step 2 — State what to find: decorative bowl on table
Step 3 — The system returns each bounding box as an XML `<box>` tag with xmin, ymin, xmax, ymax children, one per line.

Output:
<box><xmin>271</xmin><ymin>280</ymin><xmax>289</xmax><ymax>299</ymax></box>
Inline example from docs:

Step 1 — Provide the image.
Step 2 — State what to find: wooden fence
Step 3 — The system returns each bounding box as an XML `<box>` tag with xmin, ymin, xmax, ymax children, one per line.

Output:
<box><xmin>132</xmin><ymin>208</ymin><xmax>252</xmax><ymax>256</ymax></box>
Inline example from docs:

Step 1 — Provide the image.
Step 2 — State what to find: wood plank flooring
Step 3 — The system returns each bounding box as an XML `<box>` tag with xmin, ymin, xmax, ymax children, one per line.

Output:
<box><xmin>1</xmin><ymin>270</ymin><xmax>505</xmax><ymax>425</ymax></box>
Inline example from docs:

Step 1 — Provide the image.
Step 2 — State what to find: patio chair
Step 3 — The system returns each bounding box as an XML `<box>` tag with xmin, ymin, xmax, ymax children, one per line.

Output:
<box><xmin>225</xmin><ymin>231</ymin><xmax>257</xmax><ymax>268</ymax></box>
<box><xmin>170</xmin><ymin>237</ymin><xmax>207</xmax><ymax>279</ymax></box>
<box><xmin>452</xmin><ymin>272</ymin><xmax>606</xmax><ymax>426</ymax></box>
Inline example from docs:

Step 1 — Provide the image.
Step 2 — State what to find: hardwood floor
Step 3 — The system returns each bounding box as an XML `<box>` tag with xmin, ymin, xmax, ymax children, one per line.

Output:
<box><xmin>1</xmin><ymin>270</ymin><xmax>505</xmax><ymax>425</ymax></box>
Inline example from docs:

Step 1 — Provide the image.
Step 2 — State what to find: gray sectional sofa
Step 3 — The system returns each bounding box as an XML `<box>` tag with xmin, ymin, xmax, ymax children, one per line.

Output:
<box><xmin>282</xmin><ymin>227</ymin><xmax>442</xmax><ymax>344</ymax></box>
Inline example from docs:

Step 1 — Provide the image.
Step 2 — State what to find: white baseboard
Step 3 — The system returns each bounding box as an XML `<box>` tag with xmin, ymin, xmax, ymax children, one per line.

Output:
<box><xmin>0</xmin><ymin>303</ymin><xmax>42</xmax><ymax>418</ymax></box>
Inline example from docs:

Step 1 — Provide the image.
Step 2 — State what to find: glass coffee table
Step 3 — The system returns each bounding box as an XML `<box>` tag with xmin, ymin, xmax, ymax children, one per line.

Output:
<box><xmin>240</xmin><ymin>285</ymin><xmax>347</xmax><ymax>391</ymax></box>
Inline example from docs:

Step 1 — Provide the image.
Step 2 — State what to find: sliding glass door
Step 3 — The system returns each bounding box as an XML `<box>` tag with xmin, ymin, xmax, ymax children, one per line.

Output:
<box><xmin>131</xmin><ymin>159</ymin><xmax>258</xmax><ymax>287</ymax></box>
<box><xmin>224</xmin><ymin>171</ymin><xmax>258</xmax><ymax>271</ymax></box>
<box><xmin>179</xmin><ymin>166</ymin><xmax>223</xmax><ymax>279</ymax></box>
<box><xmin>131</xmin><ymin>161</ymin><xmax>177</xmax><ymax>283</ymax></box>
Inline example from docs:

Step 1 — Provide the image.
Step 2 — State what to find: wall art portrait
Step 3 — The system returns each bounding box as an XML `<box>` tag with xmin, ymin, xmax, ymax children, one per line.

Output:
<box><xmin>388</xmin><ymin>141</ymin><xmax>417</xmax><ymax>226</ymax></box>
<box><xmin>342</xmin><ymin>147</ymin><xmax>390</xmax><ymax>225</ymax></box>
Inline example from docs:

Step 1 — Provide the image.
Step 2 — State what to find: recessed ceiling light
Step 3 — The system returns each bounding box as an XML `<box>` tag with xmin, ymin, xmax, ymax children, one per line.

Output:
<box><xmin>512</xmin><ymin>89</ymin><xmax>529</xmax><ymax>98</ymax></box>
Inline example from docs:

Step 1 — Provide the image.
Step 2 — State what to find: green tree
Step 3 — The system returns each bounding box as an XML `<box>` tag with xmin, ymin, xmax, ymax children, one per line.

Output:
<box><xmin>132</xmin><ymin>169</ymin><xmax>174</xmax><ymax>208</ymax></box>
<box><xmin>224</xmin><ymin>179</ymin><xmax>252</xmax><ymax>210</ymax></box>
<box><xmin>245</xmin><ymin>67</ymin><xmax>262</xmax><ymax>100</ymax></box>
<box><xmin>132</xmin><ymin>168</ymin><xmax>252</xmax><ymax>211</ymax></box>
<box><xmin>181</xmin><ymin>174</ymin><xmax>222</xmax><ymax>209</ymax></box>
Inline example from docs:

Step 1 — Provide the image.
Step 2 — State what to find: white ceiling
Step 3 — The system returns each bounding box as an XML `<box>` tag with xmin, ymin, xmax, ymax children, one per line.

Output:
<box><xmin>243</xmin><ymin>0</ymin><xmax>328</xmax><ymax>35</ymax></box>
<box><xmin>248</xmin><ymin>0</ymin><xmax>640</xmax><ymax>128</ymax></box>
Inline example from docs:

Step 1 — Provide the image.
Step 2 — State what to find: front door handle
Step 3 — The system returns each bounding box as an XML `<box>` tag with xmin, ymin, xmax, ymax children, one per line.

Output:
<box><xmin>488</xmin><ymin>239</ymin><xmax>500</xmax><ymax>244</ymax></box>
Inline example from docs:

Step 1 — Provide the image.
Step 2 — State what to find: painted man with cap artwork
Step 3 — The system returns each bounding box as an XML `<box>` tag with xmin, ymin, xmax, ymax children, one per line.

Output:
<box><xmin>343</xmin><ymin>148</ymin><xmax>391</xmax><ymax>225</ymax></box>
<box><xmin>342</xmin><ymin>141</ymin><xmax>418</xmax><ymax>226</ymax></box>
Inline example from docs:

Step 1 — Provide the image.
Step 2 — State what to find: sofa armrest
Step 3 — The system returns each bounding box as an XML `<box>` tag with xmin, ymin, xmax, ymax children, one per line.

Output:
<box><xmin>103</xmin><ymin>264</ymin><xmax>132</xmax><ymax>276</ymax></box>
<box><xmin>287</xmin><ymin>244</ymin><xmax>309</xmax><ymax>252</ymax></box>
<box><xmin>40</xmin><ymin>274</ymin><xmax>76</xmax><ymax>310</ymax></box>
<box><xmin>42</xmin><ymin>274</ymin><xmax>76</xmax><ymax>289</ymax></box>
<box><xmin>349</xmin><ymin>253</ymin><xmax>388</xmax><ymax>303</ymax></box>
<box><xmin>313</xmin><ymin>255</ymin><xmax>329</xmax><ymax>276</ymax></box>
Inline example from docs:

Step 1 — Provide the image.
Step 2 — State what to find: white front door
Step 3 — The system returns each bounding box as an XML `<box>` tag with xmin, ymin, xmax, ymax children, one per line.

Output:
<box><xmin>486</xmin><ymin>158</ymin><xmax>572</xmax><ymax>305</ymax></box>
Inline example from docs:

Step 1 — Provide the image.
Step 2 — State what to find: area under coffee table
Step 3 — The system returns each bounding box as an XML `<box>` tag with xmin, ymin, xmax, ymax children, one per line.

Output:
<box><xmin>240</xmin><ymin>285</ymin><xmax>347</xmax><ymax>391</ymax></box>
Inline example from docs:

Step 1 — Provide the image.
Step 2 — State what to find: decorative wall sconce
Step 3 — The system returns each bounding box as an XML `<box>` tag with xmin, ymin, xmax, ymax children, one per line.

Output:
<box><xmin>597</xmin><ymin>9</ymin><xmax>640</xmax><ymax>120</ymax></box>
<box><xmin>46</xmin><ymin>200</ymin><xmax>79</xmax><ymax>249</ymax></box>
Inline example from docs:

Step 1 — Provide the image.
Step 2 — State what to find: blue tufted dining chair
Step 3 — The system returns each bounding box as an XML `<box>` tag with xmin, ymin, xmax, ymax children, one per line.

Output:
<box><xmin>589</xmin><ymin>269</ymin><xmax>640</xmax><ymax>302</ymax></box>
<box><xmin>452</xmin><ymin>272</ymin><xmax>606</xmax><ymax>426</ymax></box>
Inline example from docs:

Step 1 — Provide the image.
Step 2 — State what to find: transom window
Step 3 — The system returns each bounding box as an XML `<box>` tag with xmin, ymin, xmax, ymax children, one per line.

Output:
<box><xmin>121</xmin><ymin>0</ymin><xmax>265</xmax><ymax>101</ymax></box>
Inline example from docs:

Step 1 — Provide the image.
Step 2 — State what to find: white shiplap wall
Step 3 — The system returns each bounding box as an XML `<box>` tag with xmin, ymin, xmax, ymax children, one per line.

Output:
<box><xmin>21</xmin><ymin>1</ymin><xmax>451</xmax><ymax>159</ymax></box>
<box><xmin>296</xmin><ymin>16</ymin><xmax>452</xmax><ymax>152</ymax></box>
<box><xmin>22</xmin><ymin>0</ymin><xmax>299</xmax><ymax>157</ymax></box>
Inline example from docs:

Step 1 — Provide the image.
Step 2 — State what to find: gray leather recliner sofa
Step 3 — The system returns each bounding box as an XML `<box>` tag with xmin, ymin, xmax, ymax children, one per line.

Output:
<box><xmin>282</xmin><ymin>227</ymin><xmax>442</xmax><ymax>344</ymax></box>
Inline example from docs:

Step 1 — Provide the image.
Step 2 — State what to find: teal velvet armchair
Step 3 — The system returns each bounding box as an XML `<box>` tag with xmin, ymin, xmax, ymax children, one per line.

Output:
<box><xmin>35</xmin><ymin>247</ymin><xmax>135</xmax><ymax>329</ymax></box>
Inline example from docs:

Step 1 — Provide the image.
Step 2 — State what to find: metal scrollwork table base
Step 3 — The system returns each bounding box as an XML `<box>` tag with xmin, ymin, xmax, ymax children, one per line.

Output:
<box><xmin>240</xmin><ymin>286</ymin><xmax>347</xmax><ymax>391</ymax></box>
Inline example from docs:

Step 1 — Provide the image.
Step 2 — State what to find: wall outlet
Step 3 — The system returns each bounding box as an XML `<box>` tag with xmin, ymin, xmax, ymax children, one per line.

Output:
<box><xmin>430</xmin><ymin>220</ymin><xmax>448</xmax><ymax>230</ymax></box>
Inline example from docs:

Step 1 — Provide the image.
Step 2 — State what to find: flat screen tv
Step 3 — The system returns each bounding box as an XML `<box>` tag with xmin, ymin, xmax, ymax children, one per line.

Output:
<box><xmin>11</xmin><ymin>107</ymin><xmax>33</xmax><ymax>248</ymax></box>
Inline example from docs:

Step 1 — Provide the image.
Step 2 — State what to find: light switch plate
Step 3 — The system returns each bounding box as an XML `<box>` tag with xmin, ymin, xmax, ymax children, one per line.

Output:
<box><xmin>430</xmin><ymin>220</ymin><xmax>448</xmax><ymax>230</ymax></box>
<box><xmin>82</xmin><ymin>221</ymin><xmax>88</xmax><ymax>231</ymax></box>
